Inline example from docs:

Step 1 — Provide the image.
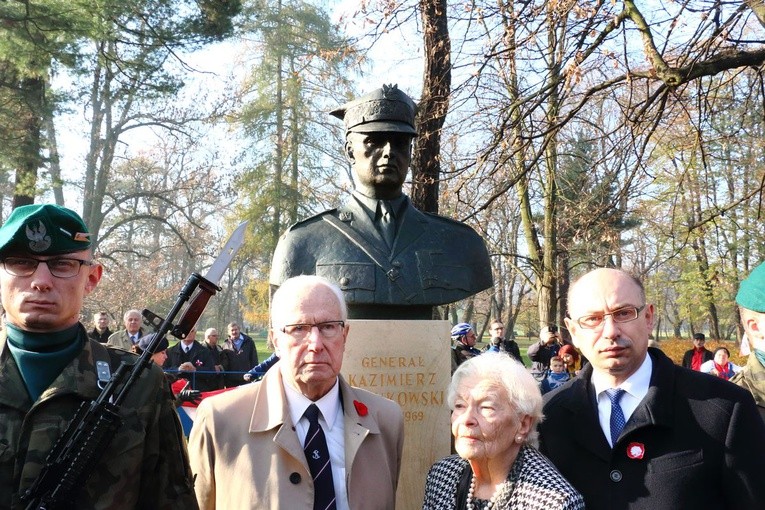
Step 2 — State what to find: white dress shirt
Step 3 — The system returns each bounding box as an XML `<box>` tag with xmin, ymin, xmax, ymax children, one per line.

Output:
<box><xmin>284</xmin><ymin>379</ymin><xmax>348</xmax><ymax>510</ymax></box>
<box><xmin>592</xmin><ymin>353</ymin><xmax>652</xmax><ymax>447</ymax></box>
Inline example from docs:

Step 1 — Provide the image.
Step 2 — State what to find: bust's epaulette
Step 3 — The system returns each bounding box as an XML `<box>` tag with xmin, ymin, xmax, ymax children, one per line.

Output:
<box><xmin>283</xmin><ymin>208</ymin><xmax>339</xmax><ymax>232</ymax></box>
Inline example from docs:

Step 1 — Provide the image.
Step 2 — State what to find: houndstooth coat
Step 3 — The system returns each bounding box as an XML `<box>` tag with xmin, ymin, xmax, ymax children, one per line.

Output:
<box><xmin>422</xmin><ymin>445</ymin><xmax>584</xmax><ymax>510</ymax></box>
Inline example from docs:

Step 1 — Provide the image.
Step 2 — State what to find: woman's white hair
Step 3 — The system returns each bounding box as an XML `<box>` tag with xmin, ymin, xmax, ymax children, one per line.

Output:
<box><xmin>448</xmin><ymin>352</ymin><xmax>544</xmax><ymax>447</ymax></box>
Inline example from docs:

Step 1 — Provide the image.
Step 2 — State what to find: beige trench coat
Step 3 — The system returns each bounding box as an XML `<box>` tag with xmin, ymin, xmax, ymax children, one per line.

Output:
<box><xmin>188</xmin><ymin>365</ymin><xmax>404</xmax><ymax>509</ymax></box>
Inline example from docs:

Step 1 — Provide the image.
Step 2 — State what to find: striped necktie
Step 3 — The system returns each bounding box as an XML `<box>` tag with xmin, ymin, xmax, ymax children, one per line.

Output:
<box><xmin>303</xmin><ymin>404</ymin><xmax>336</xmax><ymax>510</ymax></box>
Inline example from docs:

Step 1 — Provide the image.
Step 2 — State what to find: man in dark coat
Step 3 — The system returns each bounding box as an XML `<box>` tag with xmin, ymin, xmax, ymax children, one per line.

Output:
<box><xmin>680</xmin><ymin>332</ymin><xmax>713</xmax><ymax>370</ymax></box>
<box><xmin>483</xmin><ymin>320</ymin><xmax>524</xmax><ymax>365</ymax></box>
<box><xmin>269</xmin><ymin>84</ymin><xmax>492</xmax><ymax>319</ymax></box>
<box><xmin>221</xmin><ymin>321</ymin><xmax>258</xmax><ymax>388</ymax></box>
<box><xmin>539</xmin><ymin>268</ymin><xmax>765</xmax><ymax>510</ymax></box>
<box><xmin>87</xmin><ymin>311</ymin><xmax>113</xmax><ymax>343</ymax></box>
<box><xmin>163</xmin><ymin>329</ymin><xmax>217</xmax><ymax>392</ymax></box>
<box><xmin>200</xmin><ymin>327</ymin><xmax>224</xmax><ymax>390</ymax></box>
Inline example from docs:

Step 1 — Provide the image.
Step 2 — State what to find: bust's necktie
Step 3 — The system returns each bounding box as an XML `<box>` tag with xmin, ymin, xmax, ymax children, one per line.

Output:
<box><xmin>606</xmin><ymin>388</ymin><xmax>627</xmax><ymax>446</ymax></box>
<box><xmin>303</xmin><ymin>404</ymin><xmax>336</xmax><ymax>510</ymax></box>
<box><xmin>378</xmin><ymin>200</ymin><xmax>395</xmax><ymax>248</ymax></box>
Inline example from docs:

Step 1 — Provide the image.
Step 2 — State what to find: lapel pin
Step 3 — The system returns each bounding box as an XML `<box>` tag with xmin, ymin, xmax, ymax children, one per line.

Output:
<box><xmin>627</xmin><ymin>442</ymin><xmax>645</xmax><ymax>459</ymax></box>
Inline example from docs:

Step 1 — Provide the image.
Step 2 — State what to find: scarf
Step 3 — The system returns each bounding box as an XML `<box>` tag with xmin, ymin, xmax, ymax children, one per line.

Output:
<box><xmin>691</xmin><ymin>348</ymin><xmax>706</xmax><ymax>371</ymax></box>
<box><xmin>713</xmin><ymin>362</ymin><xmax>734</xmax><ymax>380</ymax></box>
<box><xmin>755</xmin><ymin>348</ymin><xmax>765</xmax><ymax>369</ymax></box>
<box><xmin>546</xmin><ymin>371</ymin><xmax>571</xmax><ymax>390</ymax></box>
<box><xmin>6</xmin><ymin>322</ymin><xmax>83</xmax><ymax>401</ymax></box>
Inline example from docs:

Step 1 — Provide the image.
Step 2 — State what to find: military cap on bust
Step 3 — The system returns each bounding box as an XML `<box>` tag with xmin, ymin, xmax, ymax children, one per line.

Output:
<box><xmin>737</xmin><ymin>261</ymin><xmax>765</xmax><ymax>313</ymax></box>
<box><xmin>330</xmin><ymin>84</ymin><xmax>417</xmax><ymax>135</ymax></box>
<box><xmin>0</xmin><ymin>204</ymin><xmax>92</xmax><ymax>256</ymax></box>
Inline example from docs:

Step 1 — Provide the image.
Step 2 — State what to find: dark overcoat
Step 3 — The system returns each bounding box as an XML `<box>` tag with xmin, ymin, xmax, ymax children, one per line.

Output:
<box><xmin>539</xmin><ymin>348</ymin><xmax>765</xmax><ymax>510</ymax></box>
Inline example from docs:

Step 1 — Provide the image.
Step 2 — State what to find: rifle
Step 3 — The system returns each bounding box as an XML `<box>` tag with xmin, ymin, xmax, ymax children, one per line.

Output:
<box><xmin>21</xmin><ymin>221</ymin><xmax>248</xmax><ymax>510</ymax></box>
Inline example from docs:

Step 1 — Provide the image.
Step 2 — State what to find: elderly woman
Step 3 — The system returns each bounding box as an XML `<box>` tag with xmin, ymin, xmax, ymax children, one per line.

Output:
<box><xmin>422</xmin><ymin>353</ymin><xmax>584</xmax><ymax>510</ymax></box>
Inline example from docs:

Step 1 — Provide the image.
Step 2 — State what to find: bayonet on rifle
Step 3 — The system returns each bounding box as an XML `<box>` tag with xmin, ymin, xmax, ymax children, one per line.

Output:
<box><xmin>22</xmin><ymin>221</ymin><xmax>249</xmax><ymax>509</ymax></box>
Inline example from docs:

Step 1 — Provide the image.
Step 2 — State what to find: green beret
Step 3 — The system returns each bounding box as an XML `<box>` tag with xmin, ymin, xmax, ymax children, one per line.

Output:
<box><xmin>0</xmin><ymin>204</ymin><xmax>92</xmax><ymax>256</ymax></box>
<box><xmin>330</xmin><ymin>84</ymin><xmax>417</xmax><ymax>135</ymax></box>
<box><xmin>736</xmin><ymin>262</ymin><xmax>765</xmax><ymax>312</ymax></box>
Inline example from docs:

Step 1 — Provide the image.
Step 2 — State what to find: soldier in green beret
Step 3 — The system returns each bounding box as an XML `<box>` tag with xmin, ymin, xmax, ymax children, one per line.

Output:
<box><xmin>270</xmin><ymin>84</ymin><xmax>493</xmax><ymax>319</ymax></box>
<box><xmin>0</xmin><ymin>204</ymin><xmax>197</xmax><ymax>508</ymax></box>
<box><xmin>733</xmin><ymin>262</ymin><xmax>765</xmax><ymax>422</ymax></box>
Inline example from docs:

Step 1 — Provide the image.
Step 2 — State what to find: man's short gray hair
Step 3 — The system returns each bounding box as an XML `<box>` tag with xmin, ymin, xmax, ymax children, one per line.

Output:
<box><xmin>123</xmin><ymin>309</ymin><xmax>141</xmax><ymax>320</ymax></box>
<box><xmin>271</xmin><ymin>275</ymin><xmax>347</xmax><ymax>328</ymax></box>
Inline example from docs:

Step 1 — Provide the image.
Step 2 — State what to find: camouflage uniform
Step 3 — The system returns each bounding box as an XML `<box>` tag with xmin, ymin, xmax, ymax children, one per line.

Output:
<box><xmin>731</xmin><ymin>353</ymin><xmax>765</xmax><ymax>423</ymax></box>
<box><xmin>0</xmin><ymin>325</ymin><xmax>197</xmax><ymax>509</ymax></box>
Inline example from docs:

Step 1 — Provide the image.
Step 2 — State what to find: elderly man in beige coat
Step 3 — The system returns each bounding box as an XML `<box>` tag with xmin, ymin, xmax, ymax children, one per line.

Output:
<box><xmin>188</xmin><ymin>275</ymin><xmax>404</xmax><ymax>509</ymax></box>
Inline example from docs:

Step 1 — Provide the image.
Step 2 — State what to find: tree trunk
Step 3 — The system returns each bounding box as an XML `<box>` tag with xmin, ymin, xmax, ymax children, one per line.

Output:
<box><xmin>412</xmin><ymin>0</ymin><xmax>450</xmax><ymax>214</ymax></box>
<box><xmin>14</xmin><ymin>75</ymin><xmax>46</xmax><ymax>207</ymax></box>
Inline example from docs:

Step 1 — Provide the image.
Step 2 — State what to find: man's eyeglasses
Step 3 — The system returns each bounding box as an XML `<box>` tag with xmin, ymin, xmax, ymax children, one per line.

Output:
<box><xmin>574</xmin><ymin>305</ymin><xmax>645</xmax><ymax>329</ymax></box>
<box><xmin>280</xmin><ymin>321</ymin><xmax>345</xmax><ymax>340</ymax></box>
<box><xmin>2</xmin><ymin>256</ymin><xmax>94</xmax><ymax>278</ymax></box>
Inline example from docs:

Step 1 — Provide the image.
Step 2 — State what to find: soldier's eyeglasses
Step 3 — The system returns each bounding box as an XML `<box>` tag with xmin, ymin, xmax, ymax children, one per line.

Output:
<box><xmin>1</xmin><ymin>256</ymin><xmax>93</xmax><ymax>278</ymax></box>
<box><xmin>575</xmin><ymin>305</ymin><xmax>645</xmax><ymax>329</ymax></box>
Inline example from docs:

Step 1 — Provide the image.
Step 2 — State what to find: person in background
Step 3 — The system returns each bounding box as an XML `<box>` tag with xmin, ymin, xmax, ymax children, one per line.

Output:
<box><xmin>541</xmin><ymin>356</ymin><xmax>571</xmax><ymax>394</ymax></box>
<box><xmin>451</xmin><ymin>322</ymin><xmax>480</xmax><ymax>373</ymax></box>
<box><xmin>680</xmin><ymin>332</ymin><xmax>713</xmax><ymax>370</ymax></box>
<box><xmin>732</xmin><ymin>261</ymin><xmax>765</xmax><ymax>421</ymax></box>
<box><xmin>88</xmin><ymin>311</ymin><xmax>112</xmax><ymax>343</ymax></box>
<box><xmin>136</xmin><ymin>333</ymin><xmax>201</xmax><ymax>405</ymax></box>
<box><xmin>221</xmin><ymin>321</ymin><xmax>258</xmax><ymax>387</ymax></box>
<box><xmin>485</xmin><ymin>336</ymin><xmax>502</xmax><ymax>353</ymax></box>
<box><xmin>528</xmin><ymin>324</ymin><xmax>564</xmax><ymax>379</ymax></box>
<box><xmin>201</xmin><ymin>328</ymin><xmax>224</xmax><ymax>390</ymax></box>
<box><xmin>539</xmin><ymin>267</ymin><xmax>765</xmax><ymax>510</ymax></box>
<box><xmin>483</xmin><ymin>320</ymin><xmax>524</xmax><ymax>365</ymax></box>
<box><xmin>700</xmin><ymin>346</ymin><xmax>742</xmax><ymax>380</ymax></box>
<box><xmin>558</xmin><ymin>344</ymin><xmax>581</xmax><ymax>375</ymax></box>
<box><xmin>107</xmin><ymin>309</ymin><xmax>144</xmax><ymax>352</ymax></box>
<box><xmin>422</xmin><ymin>353</ymin><xmax>584</xmax><ymax>510</ymax></box>
<box><xmin>164</xmin><ymin>329</ymin><xmax>216</xmax><ymax>391</ymax></box>
<box><xmin>188</xmin><ymin>275</ymin><xmax>404</xmax><ymax>509</ymax></box>
<box><xmin>0</xmin><ymin>204</ymin><xmax>196</xmax><ymax>508</ymax></box>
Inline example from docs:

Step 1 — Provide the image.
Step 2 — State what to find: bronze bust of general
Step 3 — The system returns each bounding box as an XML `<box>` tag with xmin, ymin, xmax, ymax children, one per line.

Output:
<box><xmin>269</xmin><ymin>84</ymin><xmax>493</xmax><ymax>319</ymax></box>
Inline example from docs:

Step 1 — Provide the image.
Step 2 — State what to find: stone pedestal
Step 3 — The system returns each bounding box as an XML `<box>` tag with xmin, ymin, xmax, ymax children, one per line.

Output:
<box><xmin>342</xmin><ymin>320</ymin><xmax>451</xmax><ymax>510</ymax></box>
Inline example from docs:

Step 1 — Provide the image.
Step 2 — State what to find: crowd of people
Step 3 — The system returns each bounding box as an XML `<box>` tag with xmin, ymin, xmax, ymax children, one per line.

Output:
<box><xmin>88</xmin><ymin>307</ymin><xmax>264</xmax><ymax>390</ymax></box>
<box><xmin>4</xmin><ymin>81</ymin><xmax>765</xmax><ymax>510</ymax></box>
<box><xmin>447</xmin><ymin>268</ymin><xmax>765</xmax><ymax>509</ymax></box>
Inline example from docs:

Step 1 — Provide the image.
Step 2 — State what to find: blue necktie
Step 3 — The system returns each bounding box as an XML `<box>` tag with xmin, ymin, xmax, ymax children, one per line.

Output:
<box><xmin>303</xmin><ymin>404</ymin><xmax>337</xmax><ymax>510</ymax></box>
<box><xmin>606</xmin><ymin>388</ymin><xmax>627</xmax><ymax>446</ymax></box>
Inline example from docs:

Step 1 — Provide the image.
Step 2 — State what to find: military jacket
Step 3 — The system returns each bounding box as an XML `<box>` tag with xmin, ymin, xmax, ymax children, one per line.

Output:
<box><xmin>0</xmin><ymin>326</ymin><xmax>197</xmax><ymax>509</ymax></box>
<box><xmin>731</xmin><ymin>353</ymin><xmax>765</xmax><ymax>423</ymax></box>
<box><xmin>270</xmin><ymin>194</ymin><xmax>492</xmax><ymax>318</ymax></box>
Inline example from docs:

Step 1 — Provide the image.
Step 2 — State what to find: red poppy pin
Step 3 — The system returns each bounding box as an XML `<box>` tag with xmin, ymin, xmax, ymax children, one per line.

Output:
<box><xmin>627</xmin><ymin>442</ymin><xmax>645</xmax><ymax>459</ymax></box>
<box><xmin>353</xmin><ymin>400</ymin><xmax>368</xmax><ymax>417</ymax></box>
